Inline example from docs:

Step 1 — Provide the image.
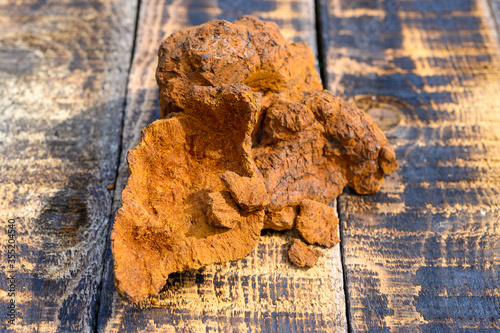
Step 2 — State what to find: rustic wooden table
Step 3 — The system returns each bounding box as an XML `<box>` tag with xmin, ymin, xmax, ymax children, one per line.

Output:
<box><xmin>1</xmin><ymin>0</ymin><xmax>499</xmax><ymax>332</ymax></box>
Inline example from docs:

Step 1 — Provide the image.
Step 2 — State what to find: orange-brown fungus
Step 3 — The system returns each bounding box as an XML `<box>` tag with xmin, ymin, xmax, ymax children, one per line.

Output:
<box><xmin>288</xmin><ymin>239</ymin><xmax>323</xmax><ymax>268</ymax></box>
<box><xmin>112</xmin><ymin>16</ymin><xmax>398</xmax><ymax>302</ymax></box>
<box><xmin>296</xmin><ymin>200</ymin><xmax>340</xmax><ymax>247</ymax></box>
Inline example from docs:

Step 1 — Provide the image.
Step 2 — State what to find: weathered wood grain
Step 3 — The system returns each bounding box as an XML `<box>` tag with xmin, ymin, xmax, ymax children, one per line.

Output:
<box><xmin>0</xmin><ymin>0</ymin><xmax>136</xmax><ymax>331</ymax></box>
<box><xmin>488</xmin><ymin>0</ymin><xmax>500</xmax><ymax>38</ymax></box>
<box><xmin>320</xmin><ymin>0</ymin><xmax>500</xmax><ymax>331</ymax></box>
<box><xmin>97</xmin><ymin>0</ymin><xmax>347</xmax><ymax>332</ymax></box>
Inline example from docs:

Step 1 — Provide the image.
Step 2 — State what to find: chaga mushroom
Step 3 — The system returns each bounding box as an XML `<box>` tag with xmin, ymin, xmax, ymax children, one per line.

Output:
<box><xmin>263</xmin><ymin>206</ymin><xmax>296</xmax><ymax>231</ymax></box>
<box><xmin>288</xmin><ymin>239</ymin><xmax>323</xmax><ymax>268</ymax></box>
<box><xmin>295</xmin><ymin>200</ymin><xmax>340</xmax><ymax>248</ymax></box>
<box><xmin>112</xmin><ymin>15</ymin><xmax>399</xmax><ymax>302</ymax></box>
<box><xmin>156</xmin><ymin>16</ymin><xmax>322</xmax><ymax>118</ymax></box>
<box><xmin>112</xmin><ymin>84</ymin><xmax>267</xmax><ymax>302</ymax></box>
<box><xmin>156</xmin><ymin>15</ymin><xmax>398</xmax><ymax>211</ymax></box>
<box><xmin>253</xmin><ymin>90</ymin><xmax>399</xmax><ymax>211</ymax></box>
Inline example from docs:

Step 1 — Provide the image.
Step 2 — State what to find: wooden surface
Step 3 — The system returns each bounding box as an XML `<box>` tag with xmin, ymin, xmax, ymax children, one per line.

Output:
<box><xmin>0</xmin><ymin>0</ymin><xmax>136</xmax><ymax>331</ymax></box>
<box><xmin>1</xmin><ymin>0</ymin><xmax>499</xmax><ymax>332</ymax></box>
<box><xmin>489</xmin><ymin>0</ymin><xmax>500</xmax><ymax>35</ymax></box>
<box><xmin>96</xmin><ymin>0</ymin><xmax>347</xmax><ymax>332</ymax></box>
<box><xmin>320</xmin><ymin>0</ymin><xmax>500</xmax><ymax>331</ymax></box>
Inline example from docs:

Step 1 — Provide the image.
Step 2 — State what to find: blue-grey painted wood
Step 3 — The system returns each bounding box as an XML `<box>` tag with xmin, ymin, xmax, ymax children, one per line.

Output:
<box><xmin>320</xmin><ymin>0</ymin><xmax>500</xmax><ymax>330</ymax></box>
<box><xmin>0</xmin><ymin>0</ymin><xmax>137</xmax><ymax>331</ymax></box>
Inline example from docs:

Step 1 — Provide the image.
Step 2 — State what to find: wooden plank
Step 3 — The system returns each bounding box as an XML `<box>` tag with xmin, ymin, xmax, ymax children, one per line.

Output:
<box><xmin>97</xmin><ymin>0</ymin><xmax>348</xmax><ymax>332</ymax></box>
<box><xmin>488</xmin><ymin>0</ymin><xmax>500</xmax><ymax>38</ymax></box>
<box><xmin>0</xmin><ymin>0</ymin><xmax>137</xmax><ymax>331</ymax></box>
<box><xmin>320</xmin><ymin>0</ymin><xmax>500</xmax><ymax>331</ymax></box>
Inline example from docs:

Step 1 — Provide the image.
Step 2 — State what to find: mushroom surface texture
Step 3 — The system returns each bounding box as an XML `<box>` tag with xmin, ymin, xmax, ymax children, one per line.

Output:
<box><xmin>112</xmin><ymin>15</ymin><xmax>398</xmax><ymax>302</ymax></box>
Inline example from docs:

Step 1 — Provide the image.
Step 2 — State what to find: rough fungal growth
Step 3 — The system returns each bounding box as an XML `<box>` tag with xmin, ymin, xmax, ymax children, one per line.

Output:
<box><xmin>112</xmin><ymin>16</ymin><xmax>398</xmax><ymax>302</ymax></box>
<box><xmin>288</xmin><ymin>239</ymin><xmax>323</xmax><ymax>268</ymax></box>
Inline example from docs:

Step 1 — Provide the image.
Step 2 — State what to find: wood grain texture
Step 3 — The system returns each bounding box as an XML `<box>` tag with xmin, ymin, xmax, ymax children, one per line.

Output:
<box><xmin>97</xmin><ymin>0</ymin><xmax>347</xmax><ymax>332</ymax></box>
<box><xmin>320</xmin><ymin>0</ymin><xmax>500</xmax><ymax>331</ymax></box>
<box><xmin>0</xmin><ymin>0</ymin><xmax>136</xmax><ymax>331</ymax></box>
<box><xmin>488</xmin><ymin>0</ymin><xmax>500</xmax><ymax>38</ymax></box>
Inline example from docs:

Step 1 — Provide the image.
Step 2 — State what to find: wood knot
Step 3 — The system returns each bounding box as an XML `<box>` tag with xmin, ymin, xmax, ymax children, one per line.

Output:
<box><xmin>352</xmin><ymin>95</ymin><xmax>410</xmax><ymax>132</ymax></box>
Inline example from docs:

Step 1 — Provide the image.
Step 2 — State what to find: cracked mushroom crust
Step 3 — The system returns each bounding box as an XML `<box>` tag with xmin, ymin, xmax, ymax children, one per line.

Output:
<box><xmin>112</xmin><ymin>84</ymin><xmax>266</xmax><ymax>302</ymax></box>
<box><xmin>112</xmin><ymin>15</ymin><xmax>398</xmax><ymax>302</ymax></box>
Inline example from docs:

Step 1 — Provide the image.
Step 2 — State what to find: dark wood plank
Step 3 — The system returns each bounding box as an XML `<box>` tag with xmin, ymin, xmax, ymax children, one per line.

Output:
<box><xmin>319</xmin><ymin>0</ymin><xmax>500</xmax><ymax>331</ymax></box>
<box><xmin>97</xmin><ymin>0</ymin><xmax>348</xmax><ymax>332</ymax></box>
<box><xmin>0</xmin><ymin>0</ymin><xmax>137</xmax><ymax>331</ymax></box>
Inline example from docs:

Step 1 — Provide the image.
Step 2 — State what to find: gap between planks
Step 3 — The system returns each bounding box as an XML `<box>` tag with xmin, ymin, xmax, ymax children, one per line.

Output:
<box><xmin>314</xmin><ymin>0</ymin><xmax>353</xmax><ymax>332</ymax></box>
<box><xmin>92</xmin><ymin>0</ymin><xmax>143</xmax><ymax>331</ymax></box>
